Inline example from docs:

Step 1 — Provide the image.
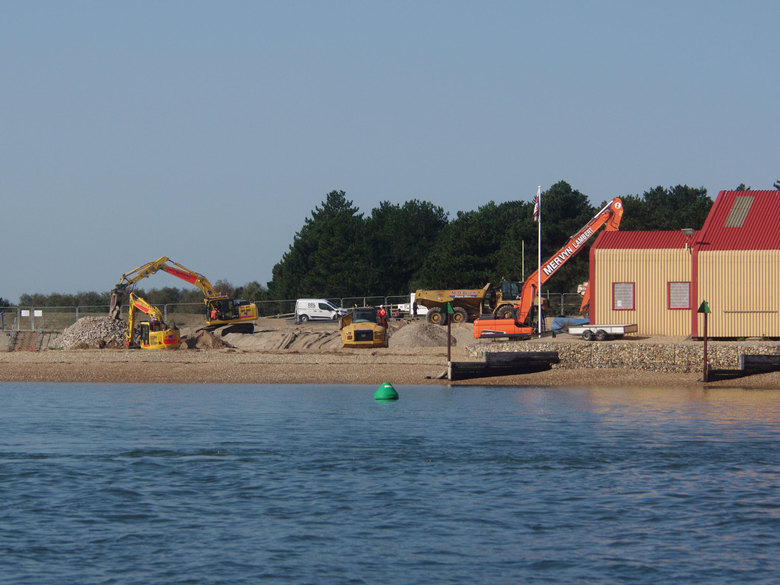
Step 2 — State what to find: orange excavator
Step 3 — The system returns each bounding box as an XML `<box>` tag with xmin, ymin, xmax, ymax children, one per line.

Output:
<box><xmin>473</xmin><ymin>198</ymin><xmax>624</xmax><ymax>339</ymax></box>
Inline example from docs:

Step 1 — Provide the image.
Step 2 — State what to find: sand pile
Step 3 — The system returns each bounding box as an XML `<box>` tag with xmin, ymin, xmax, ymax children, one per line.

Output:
<box><xmin>180</xmin><ymin>329</ymin><xmax>233</xmax><ymax>350</ymax></box>
<box><xmin>222</xmin><ymin>328</ymin><xmax>342</xmax><ymax>351</ymax></box>
<box><xmin>56</xmin><ymin>316</ymin><xmax>128</xmax><ymax>349</ymax></box>
<box><xmin>388</xmin><ymin>321</ymin><xmax>474</xmax><ymax>348</ymax></box>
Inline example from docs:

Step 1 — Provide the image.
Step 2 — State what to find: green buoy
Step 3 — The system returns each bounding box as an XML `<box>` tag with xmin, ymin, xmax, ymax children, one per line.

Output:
<box><xmin>374</xmin><ymin>382</ymin><xmax>399</xmax><ymax>401</ymax></box>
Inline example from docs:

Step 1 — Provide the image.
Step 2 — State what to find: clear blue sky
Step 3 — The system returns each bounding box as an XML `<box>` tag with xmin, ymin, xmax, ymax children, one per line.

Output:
<box><xmin>2</xmin><ymin>1</ymin><xmax>778</xmax><ymax>303</ymax></box>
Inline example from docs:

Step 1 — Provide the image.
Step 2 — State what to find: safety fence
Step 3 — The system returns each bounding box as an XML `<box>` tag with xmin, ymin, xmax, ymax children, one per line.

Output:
<box><xmin>0</xmin><ymin>292</ymin><xmax>584</xmax><ymax>332</ymax></box>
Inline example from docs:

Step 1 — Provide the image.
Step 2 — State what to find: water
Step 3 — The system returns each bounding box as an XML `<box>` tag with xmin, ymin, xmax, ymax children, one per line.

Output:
<box><xmin>1</xmin><ymin>383</ymin><xmax>778</xmax><ymax>584</ymax></box>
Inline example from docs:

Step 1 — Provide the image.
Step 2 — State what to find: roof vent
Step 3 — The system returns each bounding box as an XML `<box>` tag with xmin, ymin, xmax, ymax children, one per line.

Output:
<box><xmin>724</xmin><ymin>195</ymin><xmax>754</xmax><ymax>227</ymax></box>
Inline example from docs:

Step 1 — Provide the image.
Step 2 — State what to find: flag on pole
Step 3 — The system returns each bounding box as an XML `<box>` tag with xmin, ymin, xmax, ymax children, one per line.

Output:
<box><xmin>536</xmin><ymin>186</ymin><xmax>542</xmax><ymax>336</ymax></box>
<box><xmin>532</xmin><ymin>191</ymin><xmax>539</xmax><ymax>222</ymax></box>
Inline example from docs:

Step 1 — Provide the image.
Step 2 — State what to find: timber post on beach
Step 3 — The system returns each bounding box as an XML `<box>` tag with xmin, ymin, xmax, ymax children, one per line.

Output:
<box><xmin>698</xmin><ymin>301</ymin><xmax>711</xmax><ymax>382</ymax></box>
<box><xmin>445</xmin><ymin>301</ymin><xmax>454</xmax><ymax>362</ymax></box>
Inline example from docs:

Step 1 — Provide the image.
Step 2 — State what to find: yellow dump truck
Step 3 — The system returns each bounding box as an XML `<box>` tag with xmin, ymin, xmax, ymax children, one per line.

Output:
<box><xmin>340</xmin><ymin>307</ymin><xmax>388</xmax><ymax>348</ymax></box>
<box><xmin>414</xmin><ymin>281</ymin><xmax>521</xmax><ymax>325</ymax></box>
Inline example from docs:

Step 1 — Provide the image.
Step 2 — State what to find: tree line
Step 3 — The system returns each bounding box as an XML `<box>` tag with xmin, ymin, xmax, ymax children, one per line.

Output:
<box><xmin>267</xmin><ymin>181</ymin><xmax>715</xmax><ymax>299</ymax></box>
<box><xmin>5</xmin><ymin>179</ymin><xmax>777</xmax><ymax>307</ymax></box>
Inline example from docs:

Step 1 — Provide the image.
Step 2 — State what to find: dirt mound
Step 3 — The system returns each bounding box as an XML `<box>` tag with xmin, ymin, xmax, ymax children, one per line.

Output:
<box><xmin>56</xmin><ymin>316</ymin><xmax>128</xmax><ymax>349</ymax></box>
<box><xmin>222</xmin><ymin>328</ymin><xmax>342</xmax><ymax>351</ymax></box>
<box><xmin>389</xmin><ymin>321</ymin><xmax>474</xmax><ymax>348</ymax></box>
<box><xmin>181</xmin><ymin>329</ymin><xmax>233</xmax><ymax>350</ymax></box>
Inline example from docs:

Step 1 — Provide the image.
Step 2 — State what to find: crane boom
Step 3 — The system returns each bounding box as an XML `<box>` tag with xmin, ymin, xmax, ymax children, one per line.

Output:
<box><xmin>473</xmin><ymin>198</ymin><xmax>623</xmax><ymax>339</ymax></box>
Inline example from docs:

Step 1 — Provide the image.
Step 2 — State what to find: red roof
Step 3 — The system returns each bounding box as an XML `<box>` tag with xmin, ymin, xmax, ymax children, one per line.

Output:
<box><xmin>697</xmin><ymin>190</ymin><xmax>780</xmax><ymax>250</ymax></box>
<box><xmin>592</xmin><ymin>230</ymin><xmax>693</xmax><ymax>250</ymax></box>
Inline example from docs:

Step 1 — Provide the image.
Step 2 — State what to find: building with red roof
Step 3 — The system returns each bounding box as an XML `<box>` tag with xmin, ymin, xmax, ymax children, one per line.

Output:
<box><xmin>588</xmin><ymin>190</ymin><xmax>780</xmax><ymax>338</ymax></box>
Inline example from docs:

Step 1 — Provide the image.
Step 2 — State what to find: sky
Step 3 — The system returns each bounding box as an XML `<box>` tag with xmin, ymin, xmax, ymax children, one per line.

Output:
<box><xmin>2</xmin><ymin>1</ymin><xmax>778</xmax><ymax>303</ymax></box>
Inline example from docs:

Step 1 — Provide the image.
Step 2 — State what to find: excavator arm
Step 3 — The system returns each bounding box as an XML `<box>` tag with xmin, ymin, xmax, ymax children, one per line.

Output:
<box><xmin>473</xmin><ymin>197</ymin><xmax>623</xmax><ymax>339</ymax></box>
<box><xmin>110</xmin><ymin>257</ymin><xmax>171</xmax><ymax>318</ymax></box>
<box><xmin>110</xmin><ymin>256</ymin><xmax>258</xmax><ymax>331</ymax></box>
<box><xmin>514</xmin><ymin>197</ymin><xmax>623</xmax><ymax>325</ymax></box>
<box><xmin>158</xmin><ymin>260</ymin><xmax>224</xmax><ymax>300</ymax></box>
<box><xmin>126</xmin><ymin>292</ymin><xmax>180</xmax><ymax>349</ymax></box>
<box><xmin>110</xmin><ymin>257</ymin><xmax>226</xmax><ymax>317</ymax></box>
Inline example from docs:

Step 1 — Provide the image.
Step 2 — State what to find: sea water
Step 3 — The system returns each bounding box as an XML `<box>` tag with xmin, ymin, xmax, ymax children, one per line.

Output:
<box><xmin>1</xmin><ymin>383</ymin><xmax>778</xmax><ymax>584</ymax></box>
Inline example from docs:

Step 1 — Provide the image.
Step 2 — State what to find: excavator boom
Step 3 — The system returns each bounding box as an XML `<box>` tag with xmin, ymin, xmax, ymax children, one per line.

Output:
<box><xmin>473</xmin><ymin>198</ymin><xmax>623</xmax><ymax>339</ymax></box>
<box><xmin>110</xmin><ymin>256</ymin><xmax>258</xmax><ymax>330</ymax></box>
<box><xmin>515</xmin><ymin>198</ymin><xmax>623</xmax><ymax>324</ymax></box>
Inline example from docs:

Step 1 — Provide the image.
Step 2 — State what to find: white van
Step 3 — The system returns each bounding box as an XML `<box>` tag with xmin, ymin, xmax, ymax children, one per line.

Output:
<box><xmin>295</xmin><ymin>299</ymin><xmax>346</xmax><ymax>323</ymax></box>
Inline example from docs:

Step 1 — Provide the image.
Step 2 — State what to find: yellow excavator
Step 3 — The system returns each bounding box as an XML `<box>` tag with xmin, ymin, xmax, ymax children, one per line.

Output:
<box><xmin>126</xmin><ymin>293</ymin><xmax>181</xmax><ymax>350</ymax></box>
<box><xmin>109</xmin><ymin>256</ymin><xmax>258</xmax><ymax>333</ymax></box>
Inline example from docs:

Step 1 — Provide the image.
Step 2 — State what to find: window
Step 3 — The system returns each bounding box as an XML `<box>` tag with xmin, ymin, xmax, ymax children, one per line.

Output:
<box><xmin>668</xmin><ymin>282</ymin><xmax>691</xmax><ymax>310</ymax></box>
<box><xmin>724</xmin><ymin>195</ymin><xmax>754</xmax><ymax>228</ymax></box>
<box><xmin>612</xmin><ymin>282</ymin><xmax>634</xmax><ymax>310</ymax></box>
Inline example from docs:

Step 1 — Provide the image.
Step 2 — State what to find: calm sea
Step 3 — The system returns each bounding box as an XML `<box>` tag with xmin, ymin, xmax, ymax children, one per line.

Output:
<box><xmin>1</xmin><ymin>382</ymin><xmax>778</xmax><ymax>584</ymax></box>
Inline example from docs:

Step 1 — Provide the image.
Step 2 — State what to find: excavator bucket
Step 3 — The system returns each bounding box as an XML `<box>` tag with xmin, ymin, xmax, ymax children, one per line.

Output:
<box><xmin>109</xmin><ymin>291</ymin><xmax>122</xmax><ymax>319</ymax></box>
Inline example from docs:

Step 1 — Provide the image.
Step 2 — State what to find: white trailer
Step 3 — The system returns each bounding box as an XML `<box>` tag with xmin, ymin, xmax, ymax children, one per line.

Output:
<box><xmin>567</xmin><ymin>323</ymin><xmax>638</xmax><ymax>341</ymax></box>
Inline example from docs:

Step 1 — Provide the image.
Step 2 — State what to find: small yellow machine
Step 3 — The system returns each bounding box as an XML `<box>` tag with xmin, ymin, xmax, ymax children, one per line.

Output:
<box><xmin>127</xmin><ymin>293</ymin><xmax>181</xmax><ymax>350</ymax></box>
<box><xmin>340</xmin><ymin>307</ymin><xmax>388</xmax><ymax>348</ymax></box>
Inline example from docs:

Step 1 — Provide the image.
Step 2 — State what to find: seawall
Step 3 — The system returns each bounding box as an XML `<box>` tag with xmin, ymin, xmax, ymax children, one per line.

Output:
<box><xmin>468</xmin><ymin>339</ymin><xmax>780</xmax><ymax>374</ymax></box>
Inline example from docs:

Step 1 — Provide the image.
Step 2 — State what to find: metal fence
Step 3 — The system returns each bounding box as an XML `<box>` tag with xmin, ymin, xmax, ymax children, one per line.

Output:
<box><xmin>0</xmin><ymin>292</ymin><xmax>585</xmax><ymax>332</ymax></box>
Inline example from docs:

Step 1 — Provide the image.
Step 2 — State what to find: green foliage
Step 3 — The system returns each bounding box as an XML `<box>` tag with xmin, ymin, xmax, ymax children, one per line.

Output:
<box><xmin>619</xmin><ymin>185</ymin><xmax>711</xmax><ymax>231</ymax></box>
<box><xmin>140</xmin><ymin>287</ymin><xmax>182</xmax><ymax>306</ymax></box>
<box><xmin>234</xmin><ymin>281</ymin><xmax>267</xmax><ymax>301</ymax></box>
<box><xmin>416</xmin><ymin>181</ymin><xmax>597</xmax><ymax>293</ymax></box>
<box><xmin>19</xmin><ymin>291</ymin><xmax>111</xmax><ymax>307</ymax></box>
<box><xmin>365</xmin><ymin>199</ymin><xmax>449</xmax><ymax>294</ymax></box>
<box><xmin>417</xmin><ymin>200</ymin><xmax>528</xmax><ymax>288</ymax></box>
<box><xmin>268</xmin><ymin>190</ymin><xmax>368</xmax><ymax>298</ymax></box>
<box><xmin>0</xmin><ymin>297</ymin><xmax>10</xmax><ymax>308</ymax></box>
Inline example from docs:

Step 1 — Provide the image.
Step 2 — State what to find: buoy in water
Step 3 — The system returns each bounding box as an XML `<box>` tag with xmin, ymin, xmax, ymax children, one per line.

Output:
<box><xmin>374</xmin><ymin>382</ymin><xmax>399</xmax><ymax>401</ymax></box>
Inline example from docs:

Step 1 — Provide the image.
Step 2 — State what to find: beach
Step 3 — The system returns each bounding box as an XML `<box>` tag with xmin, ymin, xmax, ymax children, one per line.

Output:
<box><xmin>1</xmin><ymin>318</ymin><xmax>778</xmax><ymax>388</ymax></box>
<box><xmin>2</xmin><ymin>344</ymin><xmax>779</xmax><ymax>388</ymax></box>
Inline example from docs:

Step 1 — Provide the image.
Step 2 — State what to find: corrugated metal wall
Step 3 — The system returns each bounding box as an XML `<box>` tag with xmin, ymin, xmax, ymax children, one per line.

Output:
<box><xmin>698</xmin><ymin>250</ymin><xmax>780</xmax><ymax>337</ymax></box>
<box><xmin>594</xmin><ymin>248</ymin><xmax>692</xmax><ymax>336</ymax></box>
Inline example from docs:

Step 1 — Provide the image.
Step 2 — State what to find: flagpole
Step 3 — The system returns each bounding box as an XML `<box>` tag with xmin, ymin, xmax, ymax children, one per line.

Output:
<box><xmin>536</xmin><ymin>186</ymin><xmax>542</xmax><ymax>337</ymax></box>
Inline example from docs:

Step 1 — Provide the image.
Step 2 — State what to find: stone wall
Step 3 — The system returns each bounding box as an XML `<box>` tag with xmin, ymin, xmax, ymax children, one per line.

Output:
<box><xmin>467</xmin><ymin>340</ymin><xmax>780</xmax><ymax>373</ymax></box>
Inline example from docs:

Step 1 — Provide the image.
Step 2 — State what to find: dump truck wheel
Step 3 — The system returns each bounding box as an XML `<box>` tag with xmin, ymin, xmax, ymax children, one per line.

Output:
<box><xmin>427</xmin><ymin>307</ymin><xmax>446</xmax><ymax>325</ymax></box>
<box><xmin>496</xmin><ymin>306</ymin><xmax>514</xmax><ymax>320</ymax></box>
<box><xmin>451</xmin><ymin>307</ymin><xmax>468</xmax><ymax>323</ymax></box>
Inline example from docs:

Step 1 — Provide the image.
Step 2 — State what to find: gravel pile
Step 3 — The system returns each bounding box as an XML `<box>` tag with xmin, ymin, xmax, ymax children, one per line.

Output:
<box><xmin>56</xmin><ymin>316</ymin><xmax>129</xmax><ymax>349</ymax></box>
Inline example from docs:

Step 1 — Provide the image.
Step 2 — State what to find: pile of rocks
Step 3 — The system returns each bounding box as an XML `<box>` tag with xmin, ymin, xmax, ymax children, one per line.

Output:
<box><xmin>55</xmin><ymin>316</ymin><xmax>129</xmax><ymax>349</ymax></box>
<box><xmin>468</xmin><ymin>339</ymin><xmax>780</xmax><ymax>373</ymax></box>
